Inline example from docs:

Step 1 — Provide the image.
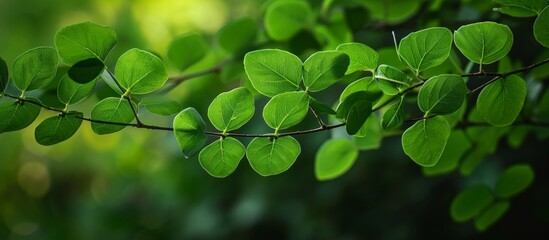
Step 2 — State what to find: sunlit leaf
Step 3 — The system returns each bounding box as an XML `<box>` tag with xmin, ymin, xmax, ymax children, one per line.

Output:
<box><xmin>54</xmin><ymin>22</ymin><xmax>117</xmax><ymax>65</ymax></box>
<box><xmin>418</xmin><ymin>74</ymin><xmax>467</xmax><ymax>115</ymax></box>
<box><xmin>90</xmin><ymin>97</ymin><xmax>135</xmax><ymax>135</ymax></box>
<box><xmin>173</xmin><ymin>107</ymin><xmax>207</xmax><ymax>158</ymax></box>
<box><xmin>140</xmin><ymin>96</ymin><xmax>181</xmax><ymax>116</ymax></box>
<box><xmin>0</xmin><ymin>98</ymin><xmax>41</xmax><ymax>133</ymax></box>
<box><xmin>398</xmin><ymin>27</ymin><xmax>453</xmax><ymax>74</ymax></box>
<box><xmin>450</xmin><ymin>185</ymin><xmax>494</xmax><ymax>222</ymax></box>
<box><xmin>246</xmin><ymin>136</ymin><xmax>301</xmax><ymax>176</ymax></box>
<box><xmin>208</xmin><ymin>87</ymin><xmax>254</xmax><ymax>132</ymax></box>
<box><xmin>115</xmin><ymin>48</ymin><xmax>168</xmax><ymax>95</ymax></box>
<box><xmin>263</xmin><ymin>91</ymin><xmax>309</xmax><ymax>130</ymax></box>
<box><xmin>303</xmin><ymin>51</ymin><xmax>349</xmax><ymax>92</ymax></box>
<box><xmin>264</xmin><ymin>0</ymin><xmax>312</xmax><ymax>41</ymax></box>
<box><xmin>199</xmin><ymin>137</ymin><xmax>245</xmax><ymax>178</ymax></box>
<box><xmin>454</xmin><ymin>22</ymin><xmax>513</xmax><ymax>65</ymax></box>
<box><xmin>315</xmin><ymin>138</ymin><xmax>358</xmax><ymax>181</ymax></box>
<box><xmin>167</xmin><ymin>33</ymin><xmax>209</xmax><ymax>72</ymax></box>
<box><xmin>494</xmin><ymin>164</ymin><xmax>535</xmax><ymax>198</ymax></box>
<box><xmin>336</xmin><ymin>42</ymin><xmax>378</xmax><ymax>74</ymax></box>
<box><xmin>12</xmin><ymin>47</ymin><xmax>58</xmax><ymax>92</ymax></box>
<box><xmin>244</xmin><ymin>49</ymin><xmax>302</xmax><ymax>97</ymax></box>
<box><xmin>402</xmin><ymin>116</ymin><xmax>450</xmax><ymax>167</ymax></box>
<box><xmin>477</xmin><ymin>75</ymin><xmax>526</xmax><ymax>127</ymax></box>
<box><xmin>217</xmin><ymin>17</ymin><xmax>257</xmax><ymax>54</ymax></box>
<box><xmin>34</xmin><ymin>111</ymin><xmax>83</xmax><ymax>146</ymax></box>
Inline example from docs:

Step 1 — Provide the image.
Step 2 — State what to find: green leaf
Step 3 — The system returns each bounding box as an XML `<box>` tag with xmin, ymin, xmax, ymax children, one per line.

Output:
<box><xmin>494</xmin><ymin>164</ymin><xmax>535</xmax><ymax>198</ymax></box>
<box><xmin>475</xmin><ymin>202</ymin><xmax>510</xmax><ymax>231</ymax></box>
<box><xmin>140</xmin><ymin>96</ymin><xmax>181</xmax><ymax>116</ymax></box>
<box><xmin>264</xmin><ymin>0</ymin><xmax>312</xmax><ymax>41</ymax></box>
<box><xmin>398</xmin><ymin>27</ymin><xmax>453</xmax><ymax>74</ymax></box>
<box><xmin>338</xmin><ymin>92</ymin><xmax>373</xmax><ymax>135</ymax></box>
<box><xmin>303</xmin><ymin>51</ymin><xmax>349</xmax><ymax>92</ymax></box>
<box><xmin>402</xmin><ymin>116</ymin><xmax>450</xmax><ymax>167</ymax></box>
<box><xmin>57</xmin><ymin>74</ymin><xmax>97</xmax><ymax>105</ymax></box>
<box><xmin>450</xmin><ymin>185</ymin><xmax>494</xmax><ymax>222</ymax></box>
<box><xmin>90</xmin><ymin>97</ymin><xmax>135</xmax><ymax>135</ymax></box>
<box><xmin>336</xmin><ymin>42</ymin><xmax>378</xmax><ymax>74</ymax></box>
<box><xmin>375</xmin><ymin>64</ymin><xmax>411</xmax><ymax>95</ymax></box>
<box><xmin>263</xmin><ymin>91</ymin><xmax>309</xmax><ymax>130</ymax></box>
<box><xmin>354</xmin><ymin>114</ymin><xmax>382</xmax><ymax>150</ymax></box>
<box><xmin>454</xmin><ymin>22</ymin><xmax>513</xmax><ymax>65</ymax></box>
<box><xmin>340</xmin><ymin>77</ymin><xmax>382</xmax><ymax>104</ymax></box>
<box><xmin>246</xmin><ymin>136</ymin><xmax>301</xmax><ymax>176</ymax></box>
<box><xmin>309</xmin><ymin>97</ymin><xmax>336</xmax><ymax>115</ymax></box>
<box><xmin>34</xmin><ymin>111</ymin><xmax>83</xmax><ymax>146</ymax></box>
<box><xmin>336</xmin><ymin>91</ymin><xmax>374</xmax><ymax>119</ymax></box>
<box><xmin>477</xmin><ymin>75</ymin><xmax>526</xmax><ymax>127</ymax></box>
<box><xmin>67</xmin><ymin>58</ymin><xmax>105</xmax><ymax>84</ymax></box>
<box><xmin>167</xmin><ymin>33</ymin><xmax>209</xmax><ymax>72</ymax></box>
<box><xmin>115</xmin><ymin>48</ymin><xmax>168</xmax><ymax>95</ymax></box>
<box><xmin>54</xmin><ymin>22</ymin><xmax>117</xmax><ymax>65</ymax></box>
<box><xmin>0</xmin><ymin>57</ymin><xmax>8</xmax><ymax>93</ymax></box>
<box><xmin>315</xmin><ymin>138</ymin><xmax>358</xmax><ymax>181</ymax></box>
<box><xmin>208</xmin><ymin>87</ymin><xmax>254</xmax><ymax>132</ymax></box>
<box><xmin>173</xmin><ymin>107</ymin><xmax>207</xmax><ymax>158</ymax></box>
<box><xmin>12</xmin><ymin>47</ymin><xmax>58</xmax><ymax>92</ymax></box>
<box><xmin>244</xmin><ymin>49</ymin><xmax>302</xmax><ymax>97</ymax></box>
<box><xmin>423</xmin><ymin>130</ymin><xmax>472</xmax><ymax>176</ymax></box>
<box><xmin>382</xmin><ymin>98</ymin><xmax>404</xmax><ymax>129</ymax></box>
<box><xmin>217</xmin><ymin>17</ymin><xmax>257</xmax><ymax>54</ymax></box>
<box><xmin>0</xmin><ymin>98</ymin><xmax>41</xmax><ymax>133</ymax></box>
<box><xmin>534</xmin><ymin>6</ymin><xmax>549</xmax><ymax>48</ymax></box>
<box><xmin>199</xmin><ymin>137</ymin><xmax>245</xmax><ymax>178</ymax></box>
<box><xmin>494</xmin><ymin>0</ymin><xmax>549</xmax><ymax>17</ymax></box>
<box><xmin>418</xmin><ymin>74</ymin><xmax>467</xmax><ymax>115</ymax></box>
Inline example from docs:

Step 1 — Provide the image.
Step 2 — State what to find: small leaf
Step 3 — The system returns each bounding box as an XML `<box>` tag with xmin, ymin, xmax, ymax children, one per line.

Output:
<box><xmin>173</xmin><ymin>107</ymin><xmax>207</xmax><ymax>158</ymax></box>
<box><xmin>34</xmin><ymin>111</ymin><xmax>83</xmax><ymax>146</ymax></box>
<box><xmin>199</xmin><ymin>137</ymin><xmax>245</xmax><ymax>178</ymax></box>
<box><xmin>340</xmin><ymin>77</ymin><xmax>382</xmax><ymax>103</ymax></box>
<box><xmin>54</xmin><ymin>22</ymin><xmax>117</xmax><ymax>65</ymax></box>
<box><xmin>309</xmin><ymin>97</ymin><xmax>336</xmax><ymax>115</ymax></box>
<box><xmin>450</xmin><ymin>185</ymin><xmax>494</xmax><ymax>222</ymax></box>
<box><xmin>402</xmin><ymin>116</ymin><xmax>450</xmax><ymax>167</ymax></box>
<box><xmin>454</xmin><ymin>22</ymin><xmax>513</xmax><ymax>65</ymax></box>
<box><xmin>423</xmin><ymin>130</ymin><xmax>472</xmax><ymax>176</ymax></box>
<box><xmin>345</xmin><ymin>98</ymin><xmax>372</xmax><ymax>135</ymax></box>
<box><xmin>57</xmin><ymin>74</ymin><xmax>97</xmax><ymax>105</ymax></box>
<box><xmin>167</xmin><ymin>33</ymin><xmax>209</xmax><ymax>72</ymax></box>
<box><xmin>263</xmin><ymin>91</ymin><xmax>309</xmax><ymax>130</ymax></box>
<box><xmin>418</xmin><ymin>74</ymin><xmax>467</xmax><ymax>115</ymax></box>
<box><xmin>0</xmin><ymin>57</ymin><xmax>8</xmax><ymax>93</ymax></box>
<box><xmin>494</xmin><ymin>164</ymin><xmax>535</xmax><ymax>198</ymax></box>
<box><xmin>90</xmin><ymin>97</ymin><xmax>135</xmax><ymax>135</ymax></box>
<box><xmin>398</xmin><ymin>27</ymin><xmax>453</xmax><ymax>74</ymax></box>
<box><xmin>475</xmin><ymin>202</ymin><xmax>510</xmax><ymax>231</ymax></box>
<box><xmin>244</xmin><ymin>49</ymin><xmax>302</xmax><ymax>97</ymax></box>
<box><xmin>115</xmin><ymin>48</ymin><xmax>168</xmax><ymax>95</ymax></box>
<box><xmin>246</xmin><ymin>136</ymin><xmax>301</xmax><ymax>176</ymax></box>
<box><xmin>382</xmin><ymin>98</ymin><xmax>404</xmax><ymax>129</ymax></box>
<box><xmin>264</xmin><ymin>0</ymin><xmax>312</xmax><ymax>41</ymax></box>
<box><xmin>315</xmin><ymin>138</ymin><xmax>358</xmax><ymax>181</ymax></box>
<box><xmin>67</xmin><ymin>58</ymin><xmax>105</xmax><ymax>84</ymax></box>
<box><xmin>140</xmin><ymin>96</ymin><xmax>181</xmax><ymax>116</ymax></box>
<box><xmin>12</xmin><ymin>47</ymin><xmax>58</xmax><ymax>92</ymax></box>
<box><xmin>0</xmin><ymin>98</ymin><xmax>41</xmax><ymax>133</ymax></box>
<box><xmin>208</xmin><ymin>87</ymin><xmax>254</xmax><ymax>132</ymax></box>
<box><xmin>375</xmin><ymin>64</ymin><xmax>411</xmax><ymax>95</ymax></box>
<box><xmin>217</xmin><ymin>17</ymin><xmax>257</xmax><ymax>54</ymax></box>
<box><xmin>336</xmin><ymin>42</ymin><xmax>378</xmax><ymax>74</ymax></box>
<box><xmin>477</xmin><ymin>75</ymin><xmax>526</xmax><ymax>127</ymax></box>
<box><xmin>303</xmin><ymin>51</ymin><xmax>349</xmax><ymax>92</ymax></box>
<box><xmin>534</xmin><ymin>6</ymin><xmax>549</xmax><ymax>48</ymax></box>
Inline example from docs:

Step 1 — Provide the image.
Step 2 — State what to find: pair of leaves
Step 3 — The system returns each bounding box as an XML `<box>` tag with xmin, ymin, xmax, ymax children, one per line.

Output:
<box><xmin>244</xmin><ymin>49</ymin><xmax>349</xmax><ymax>97</ymax></box>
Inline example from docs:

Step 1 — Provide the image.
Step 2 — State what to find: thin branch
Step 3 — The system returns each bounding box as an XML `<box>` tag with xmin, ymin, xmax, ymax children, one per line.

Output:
<box><xmin>309</xmin><ymin>106</ymin><xmax>327</xmax><ymax>129</ymax></box>
<box><xmin>124</xmin><ymin>95</ymin><xmax>143</xmax><ymax>127</ymax></box>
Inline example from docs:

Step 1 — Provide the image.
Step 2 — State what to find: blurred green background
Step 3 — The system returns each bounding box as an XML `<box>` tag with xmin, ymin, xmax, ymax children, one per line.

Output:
<box><xmin>1</xmin><ymin>0</ymin><xmax>549</xmax><ymax>239</ymax></box>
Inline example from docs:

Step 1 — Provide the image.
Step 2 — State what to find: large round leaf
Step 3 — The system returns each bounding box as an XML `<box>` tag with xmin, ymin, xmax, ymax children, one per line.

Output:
<box><xmin>477</xmin><ymin>75</ymin><xmax>526</xmax><ymax>127</ymax></box>
<box><xmin>199</xmin><ymin>137</ymin><xmax>245</xmax><ymax>178</ymax></box>
<box><xmin>57</xmin><ymin>74</ymin><xmax>97</xmax><ymax>105</ymax></box>
<box><xmin>208</xmin><ymin>87</ymin><xmax>254</xmax><ymax>132</ymax></box>
<box><xmin>34</xmin><ymin>111</ymin><xmax>83</xmax><ymax>146</ymax></box>
<box><xmin>402</xmin><ymin>116</ymin><xmax>450</xmax><ymax>167</ymax></box>
<box><xmin>173</xmin><ymin>107</ymin><xmax>206</xmax><ymax>158</ymax></box>
<box><xmin>398</xmin><ymin>27</ymin><xmax>453</xmax><ymax>74</ymax></box>
<box><xmin>454</xmin><ymin>22</ymin><xmax>513</xmax><ymax>65</ymax></box>
<box><xmin>450</xmin><ymin>185</ymin><xmax>494</xmax><ymax>222</ymax></box>
<box><xmin>246</xmin><ymin>136</ymin><xmax>301</xmax><ymax>176</ymax></box>
<box><xmin>262</xmin><ymin>91</ymin><xmax>309</xmax><ymax>130</ymax></box>
<box><xmin>54</xmin><ymin>22</ymin><xmax>117</xmax><ymax>65</ymax></box>
<box><xmin>534</xmin><ymin>6</ymin><xmax>549</xmax><ymax>48</ymax></box>
<box><xmin>12</xmin><ymin>47</ymin><xmax>58</xmax><ymax>92</ymax></box>
<box><xmin>244</xmin><ymin>49</ymin><xmax>302</xmax><ymax>97</ymax></box>
<box><xmin>418</xmin><ymin>74</ymin><xmax>467</xmax><ymax>115</ymax></box>
<box><xmin>90</xmin><ymin>97</ymin><xmax>135</xmax><ymax>135</ymax></box>
<box><xmin>315</xmin><ymin>138</ymin><xmax>358</xmax><ymax>181</ymax></box>
<box><xmin>115</xmin><ymin>48</ymin><xmax>168</xmax><ymax>95</ymax></box>
<box><xmin>0</xmin><ymin>98</ymin><xmax>41</xmax><ymax>133</ymax></box>
<box><xmin>264</xmin><ymin>0</ymin><xmax>312</xmax><ymax>41</ymax></box>
<box><xmin>336</xmin><ymin>42</ymin><xmax>378</xmax><ymax>74</ymax></box>
<box><xmin>303</xmin><ymin>51</ymin><xmax>349</xmax><ymax>92</ymax></box>
<box><xmin>494</xmin><ymin>164</ymin><xmax>534</xmax><ymax>198</ymax></box>
<box><xmin>167</xmin><ymin>33</ymin><xmax>209</xmax><ymax>72</ymax></box>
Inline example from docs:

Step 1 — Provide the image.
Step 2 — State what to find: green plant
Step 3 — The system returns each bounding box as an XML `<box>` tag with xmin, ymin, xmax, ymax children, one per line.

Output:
<box><xmin>1</xmin><ymin>0</ymin><xmax>548</xmax><ymax>232</ymax></box>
